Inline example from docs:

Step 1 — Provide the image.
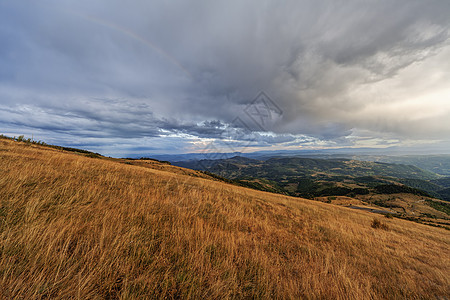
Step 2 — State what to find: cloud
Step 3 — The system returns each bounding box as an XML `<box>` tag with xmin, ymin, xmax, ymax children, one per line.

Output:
<box><xmin>1</xmin><ymin>0</ymin><xmax>449</xmax><ymax>155</ymax></box>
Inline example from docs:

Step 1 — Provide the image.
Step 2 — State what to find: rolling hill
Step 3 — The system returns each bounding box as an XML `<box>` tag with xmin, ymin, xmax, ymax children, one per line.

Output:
<box><xmin>359</xmin><ymin>155</ymin><xmax>450</xmax><ymax>176</ymax></box>
<box><xmin>176</xmin><ymin>156</ymin><xmax>440</xmax><ymax>180</ymax></box>
<box><xmin>0</xmin><ymin>138</ymin><xmax>449</xmax><ymax>299</ymax></box>
<box><xmin>176</xmin><ymin>157</ymin><xmax>450</xmax><ymax>227</ymax></box>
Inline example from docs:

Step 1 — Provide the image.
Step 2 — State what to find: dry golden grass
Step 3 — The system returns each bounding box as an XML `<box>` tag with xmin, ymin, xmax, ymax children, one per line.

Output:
<box><xmin>0</xmin><ymin>139</ymin><xmax>449</xmax><ymax>299</ymax></box>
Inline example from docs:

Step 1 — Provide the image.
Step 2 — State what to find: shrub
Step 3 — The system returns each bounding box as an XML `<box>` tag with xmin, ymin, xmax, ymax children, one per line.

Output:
<box><xmin>86</xmin><ymin>152</ymin><xmax>101</xmax><ymax>158</ymax></box>
<box><xmin>371</xmin><ymin>218</ymin><xmax>389</xmax><ymax>230</ymax></box>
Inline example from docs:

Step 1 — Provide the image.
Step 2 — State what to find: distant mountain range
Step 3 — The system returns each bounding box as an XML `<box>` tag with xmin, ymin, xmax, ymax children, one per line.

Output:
<box><xmin>149</xmin><ymin>150</ymin><xmax>450</xmax><ymax>176</ymax></box>
<box><xmin>175</xmin><ymin>156</ymin><xmax>439</xmax><ymax>179</ymax></box>
<box><xmin>174</xmin><ymin>156</ymin><xmax>450</xmax><ymax>203</ymax></box>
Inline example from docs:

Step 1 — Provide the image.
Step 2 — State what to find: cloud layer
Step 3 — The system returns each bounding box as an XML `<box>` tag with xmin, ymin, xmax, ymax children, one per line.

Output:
<box><xmin>1</xmin><ymin>0</ymin><xmax>450</xmax><ymax>155</ymax></box>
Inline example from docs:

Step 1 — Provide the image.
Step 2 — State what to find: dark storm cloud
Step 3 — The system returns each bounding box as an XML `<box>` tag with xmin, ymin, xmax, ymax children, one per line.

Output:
<box><xmin>0</xmin><ymin>98</ymin><xmax>230</xmax><ymax>140</ymax></box>
<box><xmin>1</xmin><ymin>0</ymin><xmax>449</xmax><ymax>155</ymax></box>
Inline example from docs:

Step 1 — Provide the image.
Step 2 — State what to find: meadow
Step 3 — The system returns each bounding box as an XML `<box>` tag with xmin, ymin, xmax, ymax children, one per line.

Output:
<box><xmin>0</xmin><ymin>139</ymin><xmax>449</xmax><ymax>299</ymax></box>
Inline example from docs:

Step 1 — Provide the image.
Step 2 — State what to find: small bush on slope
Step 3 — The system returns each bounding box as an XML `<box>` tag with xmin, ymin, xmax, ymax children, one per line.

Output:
<box><xmin>371</xmin><ymin>218</ymin><xmax>389</xmax><ymax>230</ymax></box>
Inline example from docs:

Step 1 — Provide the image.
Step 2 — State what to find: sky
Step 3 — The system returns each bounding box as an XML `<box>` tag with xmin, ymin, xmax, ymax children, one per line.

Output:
<box><xmin>1</xmin><ymin>0</ymin><xmax>450</xmax><ymax>157</ymax></box>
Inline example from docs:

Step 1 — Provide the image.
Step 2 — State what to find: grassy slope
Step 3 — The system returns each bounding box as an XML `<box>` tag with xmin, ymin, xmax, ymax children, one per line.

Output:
<box><xmin>0</xmin><ymin>139</ymin><xmax>449</xmax><ymax>299</ymax></box>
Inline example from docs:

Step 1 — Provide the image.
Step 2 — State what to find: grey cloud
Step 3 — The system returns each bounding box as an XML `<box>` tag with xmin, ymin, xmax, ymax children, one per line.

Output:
<box><xmin>0</xmin><ymin>99</ymin><xmax>229</xmax><ymax>140</ymax></box>
<box><xmin>1</xmin><ymin>0</ymin><xmax>449</xmax><ymax>155</ymax></box>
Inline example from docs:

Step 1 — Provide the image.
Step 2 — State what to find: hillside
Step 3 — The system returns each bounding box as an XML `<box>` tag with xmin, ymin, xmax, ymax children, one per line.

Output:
<box><xmin>0</xmin><ymin>139</ymin><xmax>449</xmax><ymax>299</ymax></box>
<box><xmin>358</xmin><ymin>155</ymin><xmax>450</xmax><ymax>176</ymax></box>
<box><xmin>175</xmin><ymin>156</ymin><xmax>450</xmax><ymax>222</ymax></box>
